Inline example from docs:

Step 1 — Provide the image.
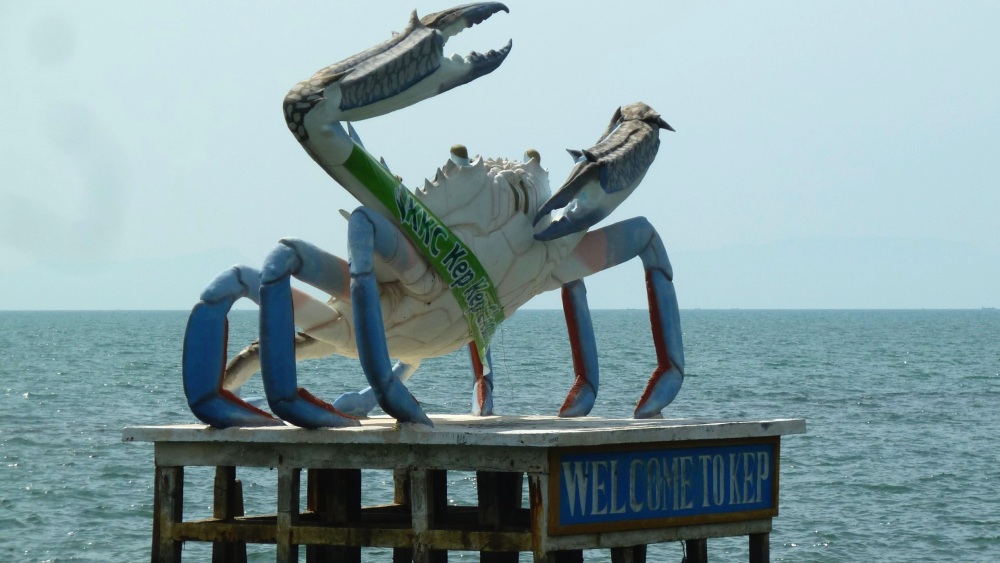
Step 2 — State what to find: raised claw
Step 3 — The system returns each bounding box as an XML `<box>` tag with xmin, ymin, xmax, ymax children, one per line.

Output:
<box><xmin>421</xmin><ymin>2</ymin><xmax>509</xmax><ymax>38</ymax></box>
<box><xmin>284</xmin><ymin>2</ymin><xmax>510</xmax><ymax>131</ymax></box>
<box><xmin>534</xmin><ymin>103</ymin><xmax>673</xmax><ymax>241</ymax></box>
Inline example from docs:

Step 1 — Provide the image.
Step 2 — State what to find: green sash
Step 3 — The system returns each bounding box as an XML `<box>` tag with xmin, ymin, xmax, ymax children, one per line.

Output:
<box><xmin>342</xmin><ymin>143</ymin><xmax>504</xmax><ymax>368</ymax></box>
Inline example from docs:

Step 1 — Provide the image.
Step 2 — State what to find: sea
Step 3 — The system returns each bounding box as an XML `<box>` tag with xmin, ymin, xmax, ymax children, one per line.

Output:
<box><xmin>1</xmin><ymin>309</ymin><xmax>998</xmax><ymax>562</ymax></box>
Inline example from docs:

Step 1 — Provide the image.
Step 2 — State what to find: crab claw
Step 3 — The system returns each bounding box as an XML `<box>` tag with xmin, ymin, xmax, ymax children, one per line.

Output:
<box><xmin>533</xmin><ymin>103</ymin><xmax>673</xmax><ymax>241</ymax></box>
<box><xmin>293</xmin><ymin>3</ymin><xmax>511</xmax><ymax>124</ymax></box>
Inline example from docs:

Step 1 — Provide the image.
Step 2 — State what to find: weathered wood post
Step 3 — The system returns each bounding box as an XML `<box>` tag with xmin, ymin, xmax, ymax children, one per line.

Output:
<box><xmin>749</xmin><ymin>531</ymin><xmax>770</xmax><ymax>562</ymax></box>
<box><xmin>276</xmin><ymin>466</ymin><xmax>300</xmax><ymax>563</ymax></box>
<box><xmin>306</xmin><ymin>468</ymin><xmax>362</xmax><ymax>563</ymax></box>
<box><xmin>477</xmin><ymin>470</ymin><xmax>524</xmax><ymax>563</ymax></box>
<box><xmin>610</xmin><ymin>545</ymin><xmax>647</xmax><ymax>563</ymax></box>
<box><xmin>686</xmin><ymin>538</ymin><xmax>708</xmax><ymax>563</ymax></box>
<box><xmin>211</xmin><ymin>466</ymin><xmax>247</xmax><ymax>563</ymax></box>
<box><xmin>410</xmin><ymin>469</ymin><xmax>449</xmax><ymax>563</ymax></box>
<box><xmin>152</xmin><ymin>465</ymin><xmax>183</xmax><ymax>563</ymax></box>
<box><xmin>394</xmin><ymin>468</ymin><xmax>414</xmax><ymax>563</ymax></box>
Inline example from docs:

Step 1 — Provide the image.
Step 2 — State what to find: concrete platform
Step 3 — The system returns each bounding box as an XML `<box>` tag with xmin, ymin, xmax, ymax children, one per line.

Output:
<box><xmin>125</xmin><ymin>415</ymin><xmax>804</xmax><ymax>447</ymax></box>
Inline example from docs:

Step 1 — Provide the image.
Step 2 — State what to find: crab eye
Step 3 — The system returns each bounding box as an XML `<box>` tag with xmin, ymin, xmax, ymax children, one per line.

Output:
<box><xmin>450</xmin><ymin>144</ymin><xmax>470</xmax><ymax>166</ymax></box>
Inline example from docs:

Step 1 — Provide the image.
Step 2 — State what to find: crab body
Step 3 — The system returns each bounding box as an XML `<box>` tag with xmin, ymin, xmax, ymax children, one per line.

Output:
<box><xmin>182</xmin><ymin>3</ymin><xmax>684</xmax><ymax>429</ymax></box>
<box><xmin>296</xmin><ymin>155</ymin><xmax>575</xmax><ymax>363</ymax></box>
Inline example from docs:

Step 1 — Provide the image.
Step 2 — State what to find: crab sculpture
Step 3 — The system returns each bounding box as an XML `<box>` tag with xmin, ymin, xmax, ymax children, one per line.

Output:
<box><xmin>182</xmin><ymin>3</ymin><xmax>684</xmax><ymax>429</ymax></box>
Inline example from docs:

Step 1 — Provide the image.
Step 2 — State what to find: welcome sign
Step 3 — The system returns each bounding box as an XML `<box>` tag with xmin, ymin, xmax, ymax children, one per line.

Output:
<box><xmin>548</xmin><ymin>438</ymin><xmax>779</xmax><ymax>534</ymax></box>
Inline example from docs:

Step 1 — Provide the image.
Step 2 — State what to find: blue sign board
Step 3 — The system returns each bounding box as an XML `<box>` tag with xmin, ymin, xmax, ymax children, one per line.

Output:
<box><xmin>548</xmin><ymin>439</ymin><xmax>779</xmax><ymax>534</ymax></box>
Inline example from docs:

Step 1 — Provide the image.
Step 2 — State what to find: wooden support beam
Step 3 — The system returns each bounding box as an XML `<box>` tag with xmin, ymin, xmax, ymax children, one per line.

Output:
<box><xmin>527</xmin><ymin>472</ymin><xmax>567</xmax><ymax>563</ymax></box>
<box><xmin>411</xmin><ymin>469</ymin><xmax>448</xmax><ymax>563</ymax></box>
<box><xmin>211</xmin><ymin>466</ymin><xmax>247</xmax><ymax>563</ymax></box>
<box><xmin>534</xmin><ymin>550</ymin><xmax>583</xmax><ymax>563</ymax></box>
<box><xmin>393</xmin><ymin>469</ymin><xmax>414</xmax><ymax>563</ymax></box>
<box><xmin>749</xmin><ymin>532</ymin><xmax>769</xmax><ymax>563</ymax></box>
<box><xmin>478</xmin><ymin>471</ymin><xmax>523</xmax><ymax>563</ymax></box>
<box><xmin>276</xmin><ymin>466</ymin><xmax>300</xmax><ymax>563</ymax></box>
<box><xmin>528</xmin><ymin>473</ymin><xmax>544</xmax><ymax>562</ymax></box>
<box><xmin>152</xmin><ymin>465</ymin><xmax>183</xmax><ymax>563</ymax></box>
<box><xmin>305</xmin><ymin>468</ymin><xmax>362</xmax><ymax>562</ymax></box>
<box><xmin>611</xmin><ymin>545</ymin><xmax>647</xmax><ymax>563</ymax></box>
<box><xmin>685</xmin><ymin>538</ymin><xmax>708</xmax><ymax>563</ymax></box>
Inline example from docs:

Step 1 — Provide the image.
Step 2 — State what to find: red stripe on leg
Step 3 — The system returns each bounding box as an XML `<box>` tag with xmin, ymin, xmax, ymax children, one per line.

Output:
<box><xmin>219</xmin><ymin>389</ymin><xmax>276</xmax><ymax>419</ymax></box>
<box><xmin>469</xmin><ymin>341</ymin><xmax>488</xmax><ymax>410</ymax></box>
<box><xmin>214</xmin><ymin>318</ymin><xmax>278</xmax><ymax>420</ymax></box>
<box><xmin>296</xmin><ymin>388</ymin><xmax>358</xmax><ymax>419</ymax></box>
<box><xmin>562</xmin><ymin>285</ymin><xmax>587</xmax><ymax>381</ymax></box>
<box><xmin>637</xmin><ymin>270</ymin><xmax>673</xmax><ymax>408</ymax></box>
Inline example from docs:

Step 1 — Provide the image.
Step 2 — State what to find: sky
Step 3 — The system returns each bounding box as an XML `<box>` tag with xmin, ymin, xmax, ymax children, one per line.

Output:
<box><xmin>1</xmin><ymin>1</ymin><xmax>997</xmax><ymax>310</ymax></box>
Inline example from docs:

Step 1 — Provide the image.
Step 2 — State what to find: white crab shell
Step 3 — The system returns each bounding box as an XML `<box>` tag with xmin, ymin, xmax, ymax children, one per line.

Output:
<box><xmin>297</xmin><ymin>154</ymin><xmax>585</xmax><ymax>364</ymax></box>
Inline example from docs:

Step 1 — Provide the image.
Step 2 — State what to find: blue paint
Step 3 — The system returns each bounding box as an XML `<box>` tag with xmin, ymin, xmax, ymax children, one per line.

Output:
<box><xmin>258</xmin><ymin>248</ymin><xmax>358</xmax><ymax>428</ymax></box>
<box><xmin>555</xmin><ymin>442</ymin><xmax>775</xmax><ymax>528</ymax></box>
<box><xmin>349</xmin><ymin>210</ymin><xmax>433</xmax><ymax>426</ymax></box>
<box><xmin>558</xmin><ymin>279</ymin><xmax>599</xmax><ymax>417</ymax></box>
<box><xmin>183</xmin><ymin>269</ymin><xmax>282</xmax><ymax>428</ymax></box>
<box><xmin>334</xmin><ymin>361</ymin><xmax>415</xmax><ymax>417</ymax></box>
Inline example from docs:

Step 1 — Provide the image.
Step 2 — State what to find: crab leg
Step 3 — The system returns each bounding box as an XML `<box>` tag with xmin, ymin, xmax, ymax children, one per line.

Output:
<box><xmin>259</xmin><ymin>226</ymin><xmax>429</xmax><ymax>428</ymax></box>
<box><xmin>346</xmin><ymin>208</ymin><xmax>436</xmax><ymax>425</ymax></box>
<box><xmin>468</xmin><ymin>341</ymin><xmax>494</xmax><ymax>416</ymax></box>
<box><xmin>558</xmin><ymin>279</ymin><xmax>600</xmax><ymax>417</ymax></box>
<box><xmin>257</xmin><ymin>240</ymin><xmax>361</xmax><ymax>428</ymax></box>
<box><xmin>548</xmin><ymin>217</ymin><xmax>684</xmax><ymax>418</ymax></box>
<box><xmin>183</xmin><ymin>266</ymin><xmax>285</xmax><ymax>427</ymax></box>
<box><xmin>248</xmin><ymin>210</ymin><xmax>433</xmax><ymax>428</ymax></box>
<box><xmin>184</xmin><ymin>261</ymin><xmax>354</xmax><ymax>428</ymax></box>
<box><xmin>332</xmin><ymin>360</ymin><xmax>420</xmax><ymax>417</ymax></box>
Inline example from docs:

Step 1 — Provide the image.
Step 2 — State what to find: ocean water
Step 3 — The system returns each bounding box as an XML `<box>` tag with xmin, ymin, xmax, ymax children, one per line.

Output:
<box><xmin>1</xmin><ymin>309</ymin><xmax>998</xmax><ymax>562</ymax></box>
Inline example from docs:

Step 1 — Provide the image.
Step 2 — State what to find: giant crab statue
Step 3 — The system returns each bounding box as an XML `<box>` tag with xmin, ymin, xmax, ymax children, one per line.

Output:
<box><xmin>182</xmin><ymin>3</ymin><xmax>684</xmax><ymax>429</ymax></box>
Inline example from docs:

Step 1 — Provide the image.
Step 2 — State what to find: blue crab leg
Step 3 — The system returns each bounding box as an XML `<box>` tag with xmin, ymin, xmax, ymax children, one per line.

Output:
<box><xmin>348</xmin><ymin>208</ymin><xmax>434</xmax><ymax>426</ymax></box>
<box><xmin>183</xmin><ymin>266</ymin><xmax>285</xmax><ymax>427</ymax></box>
<box><xmin>468</xmin><ymin>342</ymin><xmax>494</xmax><ymax>416</ymax></box>
<box><xmin>548</xmin><ymin>217</ymin><xmax>684</xmax><ymax>418</ymax></box>
<box><xmin>258</xmin><ymin>240</ymin><xmax>361</xmax><ymax>428</ymax></box>
<box><xmin>636</xmin><ymin>267</ymin><xmax>684</xmax><ymax>418</ymax></box>
<box><xmin>332</xmin><ymin>361</ymin><xmax>419</xmax><ymax>417</ymax></box>
<box><xmin>558</xmin><ymin>279</ymin><xmax>600</xmax><ymax>417</ymax></box>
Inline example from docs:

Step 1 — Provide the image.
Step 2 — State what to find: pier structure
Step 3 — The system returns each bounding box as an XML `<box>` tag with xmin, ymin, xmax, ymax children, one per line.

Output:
<box><xmin>124</xmin><ymin>415</ymin><xmax>805</xmax><ymax>562</ymax></box>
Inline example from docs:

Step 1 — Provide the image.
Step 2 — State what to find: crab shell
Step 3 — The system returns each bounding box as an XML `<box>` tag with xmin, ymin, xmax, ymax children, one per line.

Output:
<box><xmin>297</xmin><ymin>153</ymin><xmax>584</xmax><ymax>363</ymax></box>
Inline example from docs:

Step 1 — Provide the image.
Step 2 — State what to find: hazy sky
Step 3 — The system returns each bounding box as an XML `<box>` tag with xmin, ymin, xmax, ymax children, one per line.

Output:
<box><xmin>1</xmin><ymin>1</ymin><xmax>997</xmax><ymax>310</ymax></box>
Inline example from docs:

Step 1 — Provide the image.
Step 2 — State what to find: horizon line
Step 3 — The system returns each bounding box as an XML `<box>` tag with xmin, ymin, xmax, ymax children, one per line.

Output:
<box><xmin>2</xmin><ymin>307</ymin><xmax>995</xmax><ymax>313</ymax></box>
